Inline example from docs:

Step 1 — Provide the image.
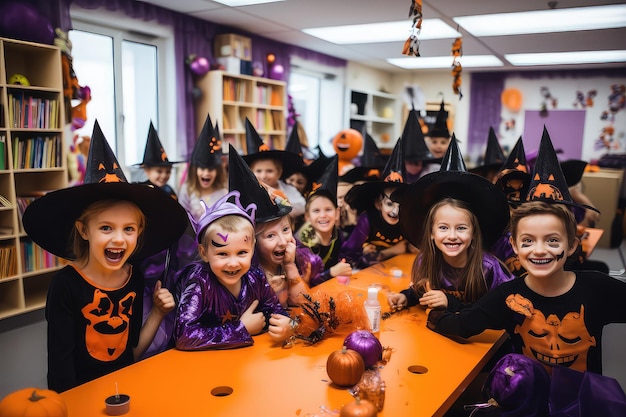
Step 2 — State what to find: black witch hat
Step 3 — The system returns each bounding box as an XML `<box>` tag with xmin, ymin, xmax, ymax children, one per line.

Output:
<box><xmin>428</xmin><ymin>99</ymin><xmax>450</xmax><ymax>139</ymax></box>
<box><xmin>524</xmin><ymin>126</ymin><xmax>599</xmax><ymax>213</ymax></box>
<box><xmin>402</xmin><ymin>109</ymin><xmax>436</xmax><ymax>163</ymax></box>
<box><xmin>560</xmin><ymin>159</ymin><xmax>588</xmax><ymax>187</ymax></box>
<box><xmin>23</xmin><ymin>120</ymin><xmax>188</xmax><ymax>260</ymax></box>
<box><xmin>307</xmin><ymin>155</ymin><xmax>339</xmax><ymax>206</ymax></box>
<box><xmin>345</xmin><ymin>137</ymin><xmax>407</xmax><ymax>214</ymax></box>
<box><xmin>470</xmin><ymin>127</ymin><xmax>506</xmax><ymax>177</ymax></box>
<box><xmin>340</xmin><ymin>132</ymin><xmax>385</xmax><ymax>184</ymax></box>
<box><xmin>395</xmin><ymin>134</ymin><xmax>510</xmax><ymax>248</ymax></box>
<box><xmin>285</xmin><ymin>121</ymin><xmax>305</xmax><ymax>159</ymax></box>
<box><xmin>191</xmin><ymin>113</ymin><xmax>223</xmax><ymax>169</ymax></box>
<box><xmin>134</xmin><ymin>121</ymin><xmax>183</xmax><ymax>167</ymax></box>
<box><xmin>228</xmin><ymin>144</ymin><xmax>292</xmax><ymax>223</ymax></box>
<box><xmin>494</xmin><ymin>136</ymin><xmax>531</xmax><ymax>207</ymax></box>
<box><xmin>242</xmin><ymin>118</ymin><xmax>304</xmax><ymax>178</ymax></box>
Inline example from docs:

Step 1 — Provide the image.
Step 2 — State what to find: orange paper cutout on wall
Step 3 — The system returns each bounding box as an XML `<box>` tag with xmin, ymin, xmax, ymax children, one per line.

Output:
<box><xmin>502</xmin><ymin>88</ymin><xmax>523</xmax><ymax>113</ymax></box>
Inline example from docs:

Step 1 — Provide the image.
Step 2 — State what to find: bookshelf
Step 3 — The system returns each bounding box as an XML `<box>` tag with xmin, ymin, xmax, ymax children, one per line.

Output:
<box><xmin>346</xmin><ymin>88</ymin><xmax>400</xmax><ymax>150</ymax></box>
<box><xmin>195</xmin><ymin>70</ymin><xmax>287</xmax><ymax>154</ymax></box>
<box><xmin>0</xmin><ymin>37</ymin><xmax>67</xmax><ymax>320</ymax></box>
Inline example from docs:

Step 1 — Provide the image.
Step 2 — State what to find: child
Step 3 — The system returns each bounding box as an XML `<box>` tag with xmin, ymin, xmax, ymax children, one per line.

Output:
<box><xmin>387</xmin><ymin>136</ymin><xmax>513</xmax><ymax>311</ymax></box>
<box><xmin>229</xmin><ymin>146</ymin><xmax>323</xmax><ymax>307</ymax></box>
<box><xmin>134</xmin><ymin>121</ymin><xmax>182</xmax><ymax>199</ymax></box>
<box><xmin>401</xmin><ymin>109</ymin><xmax>438</xmax><ymax>183</ymax></box>
<box><xmin>178</xmin><ymin>114</ymin><xmax>228</xmax><ymax>221</ymax></box>
<box><xmin>243</xmin><ymin>118</ymin><xmax>306</xmax><ymax>220</ymax></box>
<box><xmin>426</xmin><ymin>99</ymin><xmax>451</xmax><ymax>160</ymax></box>
<box><xmin>340</xmin><ymin>138</ymin><xmax>414</xmax><ymax>269</ymax></box>
<box><xmin>22</xmin><ymin>121</ymin><xmax>188</xmax><ymax>392</ymax></box>
<box><xmin>296</xmin><ymin>155</ymin><xmax>353</xmax><ymax>285</ymax></box>
<box><xmin>426</xmin><ymin>129</ymin><xmax>626</xmax><ymax>375</ymax></box>
<box><xmin>174</xmin><ymin>190</ymin><xmax>294</xmax><ymax>350</ymax></box>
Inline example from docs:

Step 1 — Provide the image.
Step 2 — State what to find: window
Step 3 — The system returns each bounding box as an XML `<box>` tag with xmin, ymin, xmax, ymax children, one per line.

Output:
<box><xmin>68</xmin><ymin>8</ymin><xmax>176</xmax><ymax>180</ymax></box>
<box><xmin>289</xmin><ymin>57</ymin><xmax>345</xmax><ymax>156</ymax></box>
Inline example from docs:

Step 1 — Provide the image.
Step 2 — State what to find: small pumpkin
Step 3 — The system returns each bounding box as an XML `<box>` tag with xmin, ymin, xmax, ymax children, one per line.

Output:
<box><xmin>0</xmin><ymin>388</ymin><xmax>68</xmax><ymax>417</ymax></box>
<box><xmin>344</xmin><ymin>330</ymin><xmax>383</xmax><ymax>368</ymax></box>
<box><xmin>326</xmin><ymin>346</ymin><xmax>365</xmax><ymax>387</ymax></box>
<box><xmin>340</xmin><ymin>397</ymin><xmax>378</xmax><ymax>417</ymax></box>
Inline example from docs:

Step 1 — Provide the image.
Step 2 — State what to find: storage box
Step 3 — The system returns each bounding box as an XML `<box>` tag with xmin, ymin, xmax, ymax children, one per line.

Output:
<box><xmin>581</xmin><ymin>168</ymin><xmax>624</xmax><ymax>248</ymax></box>
<box><xmin>216</xmin><ymin>57</ymin><xmax>253</xmax><ymax>76</ymax></box>
<box><xmin>214</xmin><ymin>34</ymin><xmax>252</xmax><ymax>61</ymax></box>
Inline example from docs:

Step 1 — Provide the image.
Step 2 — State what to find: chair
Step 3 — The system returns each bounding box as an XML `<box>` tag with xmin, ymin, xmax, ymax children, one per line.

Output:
<box><xmin>602</xmin><ymin>323</ymin><xmax>626</xmax><ymax>390</ymax></box>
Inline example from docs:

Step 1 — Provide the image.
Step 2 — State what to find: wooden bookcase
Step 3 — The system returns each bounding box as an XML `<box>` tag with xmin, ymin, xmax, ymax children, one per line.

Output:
<box><xmin>346</xmin><ymin>88</ymin><xmax>400</xmax><ymax>151</ymax></box>
<box><xmin>195</xmin><ymin>70</ymin><xmax>287</xmax><ymax>154</ymax></box>
<box><xmin>0</xmin><ymin>37</ymin><xmax>67</xmax><ymax>320</ymax></box>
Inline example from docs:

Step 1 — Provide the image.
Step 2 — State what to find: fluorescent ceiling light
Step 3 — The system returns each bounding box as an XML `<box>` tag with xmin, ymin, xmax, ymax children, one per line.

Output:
<box><xmin>303</xmin><ymin>19</ymin><xmax>460</xmax><ymax>44</ymax></box>
<box><xmin>454</xmin><ymin>5</ymin><xmax>626</xmax><ymax>37</ymax></box>
<box><xmin>387</xmin><ymin>55</ymin><xmax>503</xmax><ymax>69</ymax></box>
<box><xmin>505</xmin><ymin>50</ymin><xmax>626</xmax><ymax>66</ymax></box>
<box><xmin>213</xmin><ymin>0</ymin><xmax>285</xmax><ymax>6</ymax></box>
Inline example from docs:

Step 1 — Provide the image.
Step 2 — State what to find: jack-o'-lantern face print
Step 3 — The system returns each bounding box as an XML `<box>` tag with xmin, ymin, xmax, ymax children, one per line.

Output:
<box><xmin>515</xmin><ymin>304</ymin><xmax>596</xmax><ymax>372</ymax></box>
<box><xmin>528</xmin><ymin>173</ymin><xmax>563</xmax><ymax>202</ymax></box>
<box><xmin>98</xmin><ymin>161</ymin><xmax>124</xmax><ymax>183</ymax></box>
<box><xmin>81</xmin><ymin>289</ymin><xmax>136</xmax><ymax>361</ymax></box>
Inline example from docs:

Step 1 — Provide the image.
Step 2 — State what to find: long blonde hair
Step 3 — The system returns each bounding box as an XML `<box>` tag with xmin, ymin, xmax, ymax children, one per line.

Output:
<box><xmin>411</xmin><ymin>198</ymin><xmax>487</xmax><ymax>303</ymax></box>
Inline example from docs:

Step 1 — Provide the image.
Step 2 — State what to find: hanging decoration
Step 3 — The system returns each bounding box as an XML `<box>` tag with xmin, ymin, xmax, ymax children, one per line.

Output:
<box><xmin>186</xmin><ymin>54</ymin><xmax>210</xmax><ymax>76</ymax></box>
<box><xmin>402</xmin><ymin>0</ymin><xmax>422</xmax><ymax>56</ymax></box>
<box><xmin>451</xmin><ymin>37</ymin><xmax>463</xmax><ymax>100</ymax></box>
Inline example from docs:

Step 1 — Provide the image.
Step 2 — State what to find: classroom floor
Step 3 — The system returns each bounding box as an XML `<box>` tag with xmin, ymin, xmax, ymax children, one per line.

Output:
<box><xmin>1</xmin><ymin>244</ymin><xmax>625</xmax><ymax>401</ymax></box>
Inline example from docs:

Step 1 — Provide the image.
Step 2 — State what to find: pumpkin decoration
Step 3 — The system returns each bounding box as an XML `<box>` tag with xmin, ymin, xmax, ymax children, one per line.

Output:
<box><xmin>343</xmin><ymin>330</ymin><xmax>383</xmax><ymax>369</ymax></box>
<box><xmin>332</xmin><ymin>128</ymin><xmax>363</xmax><ymax>176</ymax></box>
<box><xmin>354</xmin><ymin>369</ymin><xmax>386</xmax><ymax>411</ymax></box>
<box><xmin>0</xmin><ymin>388</ymin><xmax>68</xmax><ymax>417</ymax></box>
<box><xmin>340</xmin><ymin>396</ymin><xmax>378</xmax><ymax>417</ymax></box>
<box><xmin>326</xmin><ymin>346</ymin><xmax>366</xmax><ymax>387</ymax></box>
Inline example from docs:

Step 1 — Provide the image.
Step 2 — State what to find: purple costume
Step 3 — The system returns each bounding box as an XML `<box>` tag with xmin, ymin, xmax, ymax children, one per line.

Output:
<box><xmin>174</xmin><ymin>262</ymin><xmax>288</xmax><ymax>350</ymax></box>
<box><xmin>401</xmin><ymin>252</ymin><xmax>514</xmax><ymax>309</ymax></box>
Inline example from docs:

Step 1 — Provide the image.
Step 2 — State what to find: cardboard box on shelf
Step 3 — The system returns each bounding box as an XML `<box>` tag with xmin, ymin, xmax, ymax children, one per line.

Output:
<box><xmin>215</xmin><ymin>34</ymin><xmax>252</xmax><ymax>61</ymax></box>
<box><xmin>581</xmin><ymin>168</ymin><xmax>624</xmax><ymax>248</ymax></box>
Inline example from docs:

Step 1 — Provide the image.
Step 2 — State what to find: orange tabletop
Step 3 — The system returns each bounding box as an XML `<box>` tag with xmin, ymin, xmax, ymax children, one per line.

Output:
<box><xmin>581</xmin><ymin>227</ymin><xmax>603</xmax><ymax>256</ymax></box>
<box><xmin>59</xmin><ymin>255</ymin><xmax>506</xmax><ymax>417</ymax></box>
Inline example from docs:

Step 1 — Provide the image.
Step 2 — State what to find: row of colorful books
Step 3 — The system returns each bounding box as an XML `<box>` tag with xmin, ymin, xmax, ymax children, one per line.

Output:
<box><xmin>223</xmin><ymin>79</ymin><xmax>250</xmax><ymax>102</ymax></box>
<box><xmin>0</xmin><ymin>245</ymin><xmax>17</xmax><ymax>279</ymax></box>
<box><xmin>256</xmin><ymin>85</ymin><xmax>283</xmax><ymax>106</ymax></box>
<box><xmin>12</xmin><ymin>135</ymin><xmax>62</xmax><ymax>169</ymax></box>
<box><xmin>255</xmin><ymin>109</ymin><xmax>285</xmax><ymax>132</ymax></box>
<box><xmin>7</xmin><ymin>91</ymin><xmax>60</xmax><ymax>130</ymax></box>
<box><xmin>20</xmin><ymin>239</ymin><xmax>60</xmax><ymax>273</ymax></box>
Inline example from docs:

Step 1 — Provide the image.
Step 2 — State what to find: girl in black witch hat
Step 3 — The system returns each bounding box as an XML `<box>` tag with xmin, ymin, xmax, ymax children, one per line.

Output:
<box><xmin>134</xmin><ymin>121</ymin><xmax>183</xmax><ymax>200</ymax></box>
<box><xmin>295</xmin><ymin>156</ymin><xmax>352</xmax><ymax>285</ymax></box>
<box><xmin>179</xmin><ymin>114</ymin><xmax>228</xmax><ymax>221</ymax></box>
<box><xmin>22</xmin><ymin>121</ymin><xmax>188</xmax><ymax>392</ymax></box>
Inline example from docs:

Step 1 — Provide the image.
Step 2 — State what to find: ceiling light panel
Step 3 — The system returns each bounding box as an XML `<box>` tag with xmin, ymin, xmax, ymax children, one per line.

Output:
<box><xmin>387</xmin><ymin>55</ymin><xmax>503</xmax><ymax>69</ymax></box>
<box><xmin>505</xmin><ymin>50</ymin><xmax>626</xmax><ymax>66</ymax></box>
<box><xmin>303</xmin><ymin>18</ymin><xmax>460</xmax><ymax>44</ymax></box>
<box><xmin>212</xmin><ymin>0</ymin><xmax>286</xmax><ymax>6</ymax></box>
<box><xmin>453</xmin><ymin>5</ymin><xmax>626</xmax><ymax>37</ymax></box>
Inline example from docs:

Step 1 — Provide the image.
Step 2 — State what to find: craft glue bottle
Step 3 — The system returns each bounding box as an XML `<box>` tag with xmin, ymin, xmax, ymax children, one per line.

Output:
<box><xmin>364</xmin><ymin>286</ymin><xmax>381</xmax><ymax>333</ymax></box>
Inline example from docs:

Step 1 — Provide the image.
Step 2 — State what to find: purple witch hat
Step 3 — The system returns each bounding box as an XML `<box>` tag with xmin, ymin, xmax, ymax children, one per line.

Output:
<box><xmin>188</xmin><ymin>190</ymin><xmax>257</xmax><ymax>243</ymax></box>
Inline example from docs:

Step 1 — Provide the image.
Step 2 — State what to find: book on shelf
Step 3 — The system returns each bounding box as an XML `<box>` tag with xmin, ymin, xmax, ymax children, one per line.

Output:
<box><xmin>0</xmin><ymin>135</ymin><xmax>6</xmax><ymax>170</ymax></box>
<box><xmin>11</xmin><ymin>135</ymin><xmax>61</xmax><ymax>169</ymax></box>
<box><xmin>0</xmin><ymin>245</ymin><xmax>17</xmax><ymax>279</ymax></box>
<box><xmin>8</xmin><ymin>91</ymin><xmax>59</xmax><ymax>129</ymax></box>
<box><xmin>0</xmin><ymin>226</ymin><xmax>14</xmax><ymax>236</ymax></box>
<box><xmin>0</xmin><ymin>194</ymin><xmax>12</xmax><ymax>208</ymax></box>
<box><xmin>20</xmin><ymin>238</ymin><xmax>60</xmax><ymax>273</ymax></box>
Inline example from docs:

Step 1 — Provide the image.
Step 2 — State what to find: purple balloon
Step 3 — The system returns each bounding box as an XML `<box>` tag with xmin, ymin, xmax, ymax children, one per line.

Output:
<box><xmin>190</xmin><ymin>56</ymin><xmax>210</xmax><ymax>76</ymax></box>
<box><xmin>0</xmin><ymin>2</ymin><xmax>55</xmax><ymax>45</ymax></box>
<box><xmin>269</xmin><ymin>64</ymin><xmax>285</xmax><ymax>80</ymax></box>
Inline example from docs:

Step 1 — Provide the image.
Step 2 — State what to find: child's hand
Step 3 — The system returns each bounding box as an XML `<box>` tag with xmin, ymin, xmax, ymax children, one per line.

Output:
<box><xmin>330</xmin><ymin>258</ymin><xmax>352</xmax><ymax>277</ymax></box>
<box><xmin>387</xmin><ymin>292</ymin><xmax>407</xmax><ymax>311</ymax></box>
<box><xmin>152</xmin><ymin>280</ymin><xmax>175</xmax><ymax>316</ymax></box>
<box><xmin>419</xmin><ymin>289</ymin><xmax>448</xmax><ymax>309</ymax></box>
<box><xmin>362</xmin><ymin>243</ymin><xmax>378</xmax><ymax>256</ymax></box>
<box><xmin>283</xmin><ymin>238</ymin><xmax>297</xmax><ymax>264</ymax></box>
<box><xmin>267</xmin><ymin>313</ymin><xmax>291</xmax><ymax>342</ymax></box>
<box><xmin>240</xmin><ymin>300</ymin><xmax>266</xmax><ymax>335</ymax></box>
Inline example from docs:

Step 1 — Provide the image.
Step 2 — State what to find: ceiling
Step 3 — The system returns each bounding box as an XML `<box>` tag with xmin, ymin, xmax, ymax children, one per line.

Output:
<box><xmin>141</xmin><ymin>0</ymin><xmax>626</xmax><ymax>73</ymax></box>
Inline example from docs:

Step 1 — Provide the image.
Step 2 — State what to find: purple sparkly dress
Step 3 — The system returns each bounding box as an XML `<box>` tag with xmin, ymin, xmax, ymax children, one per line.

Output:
<box><xmin>174</xmin><ymin>263</ymin><xmax>288</xmax><ymax>350</ymax></box>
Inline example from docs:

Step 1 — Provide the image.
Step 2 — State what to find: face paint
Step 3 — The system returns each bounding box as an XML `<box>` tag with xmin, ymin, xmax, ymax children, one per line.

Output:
<box><xmin>556</xmin><ymin>250</ymin><xmax>565</xmax><ymax>261</ymax></box>
<box><xmin>211</xmin><ymin>239</ymin><xmax>226</xmax><ymax>248</ymax></box>
<box><xmin>217</xmin><ymin>232</ymin><xmax>229</xmax><ymax>242</ymax></box>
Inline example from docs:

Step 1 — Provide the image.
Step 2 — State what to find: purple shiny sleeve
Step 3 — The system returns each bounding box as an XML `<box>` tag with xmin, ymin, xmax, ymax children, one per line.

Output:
<box><xmin>339</xmin><ymin>213</ymin><xmax>370</xmax><ymax>265</ymax></box>
<box><xmin>482</xmin><ymin>252</ymin><xmax>515</xmax><ymax>289</ymax></box>
<box><xmin>295</xmin><ymin>243</ymin><xmax>326</xmax><ymax>287</ymax></box>
<box><xmin>174</xmin><ymin>263</ymin><xmax>253</xmax><ymax>350</ymax></box>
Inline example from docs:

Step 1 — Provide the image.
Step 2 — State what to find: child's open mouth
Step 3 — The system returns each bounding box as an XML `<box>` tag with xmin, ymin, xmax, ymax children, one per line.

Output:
<box><xmin>273</xmin><ymin>250</ymin><xmax>285</xmax><ymax>259</ymax></box>
<box><xmin>105</xmin><ymin>248</ymin><xmax>125</xmax><ymax>261</ymax></box>
<box><xmin>223</xmin><ymin>270</ymin><xmax>240</xmax><ymax>277</ymax></box>
<box><xmin>200</xmin><ymin>176</ymin><xmax>213</xmax><ymax>186</ymax></box>
<box><xmin>529</xmin><ymin>258</ymin><xmax>553</xmax><ymax>265</ymax></box>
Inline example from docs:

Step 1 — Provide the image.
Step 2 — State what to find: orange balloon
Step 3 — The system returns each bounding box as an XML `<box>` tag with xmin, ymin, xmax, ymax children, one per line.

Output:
<box><xmin>501</xmin><ymin>88</ymin><xmax>523</xmax><ymax>113</ymax></box>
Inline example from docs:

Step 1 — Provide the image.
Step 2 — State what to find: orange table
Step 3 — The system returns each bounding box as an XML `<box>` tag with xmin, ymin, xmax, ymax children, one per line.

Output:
<box><xmin>581</xmin><ymin>227</ymin><xmax>603</xmax><ymax>256</ymax></box>
<box><xmin>59</xmin><ymin>255</ymin><xmax>506</xmax><ymax>417</ymax></box>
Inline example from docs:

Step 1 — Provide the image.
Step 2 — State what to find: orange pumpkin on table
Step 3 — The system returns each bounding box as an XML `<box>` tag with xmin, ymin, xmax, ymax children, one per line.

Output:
<box><xmin>333</xmin><ymin>128</ymin><xmax>363</xmax><ymax>176</ymax></box>
<box><xmin>0</xmin><ymin>388</ymin><xmax>67</xmax><ymax>417</ymax></box>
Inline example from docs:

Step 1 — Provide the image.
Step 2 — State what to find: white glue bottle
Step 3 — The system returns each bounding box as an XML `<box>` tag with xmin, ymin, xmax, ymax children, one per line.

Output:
<box><xmin>364</xmin><ymin>286</ymin><xmax>381</xmax><ymax>333</ymax></box>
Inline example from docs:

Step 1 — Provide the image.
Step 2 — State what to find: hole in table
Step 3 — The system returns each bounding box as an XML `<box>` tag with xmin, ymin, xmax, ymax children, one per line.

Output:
<box><xmin>211</xmin><ymin>386</ymin><xmax>234</xmax><ymax>397</ymax></box>
<box><xmin>408</xmin><ymin>365</ymin><xmax>428</xmax><ymax>374</ymax></box>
